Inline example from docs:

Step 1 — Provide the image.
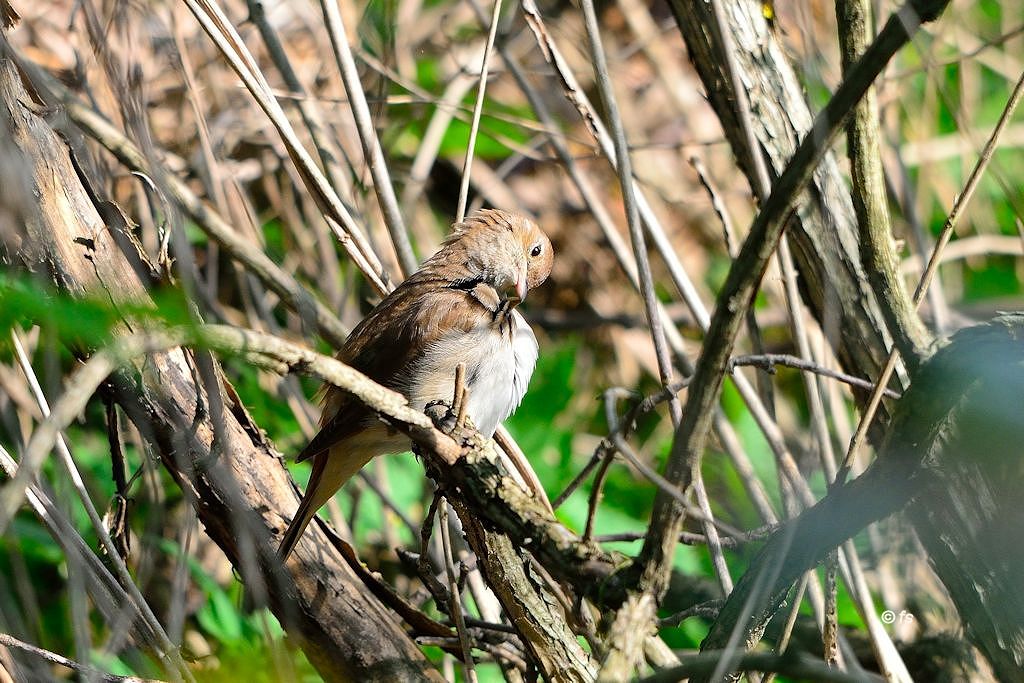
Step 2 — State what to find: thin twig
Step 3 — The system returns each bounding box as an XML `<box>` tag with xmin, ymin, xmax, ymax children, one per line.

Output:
<box><xmin>577</xmin><ymin>0</ymin><xmax>682</xmax><ymax>427</ymax></box>
<box><xmin>731</xmin><ymin>354</ymin><xmax>901</xmax><ymax>398</ymax></box>
<box><xmin>439</xmin><ymin>499</ymin><xmax>476</xmax><ymax>680</ymax></box>
<box><xmin>462</xmin><ymin>617</ymin><xmax>517</xmax><ymax>634</ymax></box>
<box><xmin>415</xmin><ymin>636</ymin><xmax>527</xmax><ymax>672</ymax></box>
<box><xmin>0</xmin><ymin>632</ymin><xmax>162</xmax><ymax>683</ymax></box>
<box><xmin>552</xmin><ymin>342</ymin><xmax>692</xmax><ymax>512</ymax></box>
<box><xmin>521</xmin><ymin>0</ymin><xmax>709</xmax><ymax>332</ymax></box>
<box><xmin>610</xmin><ymin>435</ymin><xmax>745</xmax><ymax>541</ymax></box>
<box><xmin>763</xmin><ymin>575</ymin><xmax>810</xmax><ymax>683</ymax></box>
<box><xmin>693</xmin><ymin>476</ymin><xmax>733</xmax><ymax>594</ymax></box>
<box><xmin>704</xmin><ymin>0</ymin><xmax>779</xmax><ymax>423</ymax></box>
<box><xmin>638</xmin><ymin>650</ymin><xmax>884</xmax><ymax>683</ymax></box>
<box><xmin>492</xmin><ymin>426</ymin><xmax>553</xmax><ymax>514</ymax></box>
<box><xmin>103</xmin><ymin>396</ymin><xmax>131</xmax><ymax>562</ymax></box>
<box><xmin>900</xmin><ymin>233</ymin><xmax>1024</xmax><ymax>273</ymax></box>
<box><xmin>593</xmin><ymin>530</ymin><xmax>748</xmax><ymax>547</ymax></box>
<box><xmin>453</xmin><ymin>363</ymin><xmax>468</xmax><ymax>431</ymax></box>
<box><xmin>402</xmin><ymin>72</ymin><xmax>476</xmax><ymax>214</ymax></box>
<box><xmin>245</xmin><ymin>0</ymin><xmax>354</xmax><ymax>203</ymax></box>
<box><xmin>689</xmin><ymin>155</ymin><xmax>739</xmax><ymax>256</ymax></box>
<box><xmin>181</xmin><ymin>0</ymin><xmax>390</xmax><ymax>293</ymax></box>
<box><xmin>417</xmin><ymin>495</ymin><xmax>449</xmax><ymax>603</ymax></box>
<box><xmin>583</xmin><ymin>446</ymin><xmax>615</xmax><ymax>543</ymax></box>
<box><xmin>318</xmin><ymin>0</ymin><xmax>416</xmax><ymax>275</ymax></box>
<box><xmin>455</xmin><ymin>0</ymin><xmax>503</xmax><ymax>223</ymax></box>
<box><xmin>824</xmin><ymin>552</ymin><xmax>841</xmax><ymax>668</ymax></box>
<box><xmin>551</xmin><ymin>451</ymin><xmax>602</xmax><ymax>510</ymax></box>
<box><xmin>658</xmin><ymin>599</ymin><xmax>724</xmax><ymax>627</ymax></box>
<box><xmin>886</xmin><ymin>153</ymin><xmax>951</xmax><ymax>332</ymax></box>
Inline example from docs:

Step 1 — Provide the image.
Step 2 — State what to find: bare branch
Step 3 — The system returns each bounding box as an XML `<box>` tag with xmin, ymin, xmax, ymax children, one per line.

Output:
<box><xmin>636</xmin><ymin>0</ymin><xmax>951</xmax><ymax>606</ymax></box>
<box><xmin>0</xmin><ymin>633</ymin><xmax>162</xmax><ymax>683</ymax></box>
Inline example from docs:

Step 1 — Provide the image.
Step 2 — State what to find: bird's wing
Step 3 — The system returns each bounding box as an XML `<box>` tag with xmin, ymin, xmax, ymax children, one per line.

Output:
<box><xmin>296</xmin><ymin>277</ymin><xmax>502</xmax><ymax>462</ymax></box>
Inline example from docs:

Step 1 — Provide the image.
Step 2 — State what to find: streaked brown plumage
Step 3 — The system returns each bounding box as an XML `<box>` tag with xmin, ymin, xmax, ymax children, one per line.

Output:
<box><xmin>278</xmin><ymin>209</ymin><xmax>552</xmax><ymax>560</ymax></box>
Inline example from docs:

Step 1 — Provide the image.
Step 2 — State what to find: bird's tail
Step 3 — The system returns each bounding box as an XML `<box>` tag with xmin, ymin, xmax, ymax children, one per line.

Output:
<box><xmin>278</xmin><ymin>448</ymin><xmax>373</xmax><ymax>561</ymax></box>
<box><xmin>278</xmin><ymin>486</ymin><xmax>319</xmax><ymax>562</ymax></box>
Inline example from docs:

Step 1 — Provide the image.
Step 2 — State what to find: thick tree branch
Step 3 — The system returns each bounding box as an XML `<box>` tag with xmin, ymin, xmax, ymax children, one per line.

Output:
<box><xmin>636</xmin><ymin>0</ymin><xmax>951</xmax><ymax>604</ymax></box>
<box><xmin>427</xmin><ymin>408</ymin><xmax>598</xmax><ymax>681</ymax></box>
<box><xmin>837</xmin><ymin>0</ymin><xmax>931</xmax><ymax>363</ymax></box>
<box><xmin>665</xmin><ymin>0</ymin><xmax>909</xmax><ymax>401</ymax></box>
<box><xmin>0</xmin><ymin>56</ymin><xmax>441</xmax><ymax>682</ymax></box>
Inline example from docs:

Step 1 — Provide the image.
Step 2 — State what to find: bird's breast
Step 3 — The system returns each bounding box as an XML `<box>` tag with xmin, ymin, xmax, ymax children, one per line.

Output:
<box><xmin>404</xmin><ymin>310</ymin><xmax>538</xmax><ymax>438</ymax></box>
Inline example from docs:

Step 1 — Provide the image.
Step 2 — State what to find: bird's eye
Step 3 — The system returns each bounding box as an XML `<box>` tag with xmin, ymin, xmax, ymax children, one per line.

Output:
<box><xmin>530</xmin><ymin>244</ymin><xmax>543</xmax><ymax>257</ymax></box>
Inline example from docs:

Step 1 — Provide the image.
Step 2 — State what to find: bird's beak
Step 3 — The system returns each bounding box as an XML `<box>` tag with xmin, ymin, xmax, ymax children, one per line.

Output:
<box><xmin>515</xmin><ymin>275</ymin><xmax>528</xmax><ymax>302</ymax></box>
<box><xmin>512</xmin><ymin>261</ymin><xmax>530</xmax><ymax>302</ymax></box>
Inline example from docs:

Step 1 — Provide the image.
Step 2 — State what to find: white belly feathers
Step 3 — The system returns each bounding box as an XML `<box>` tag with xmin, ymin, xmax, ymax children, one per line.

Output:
<box><xmin>403</xmin><ymin>310</ymin><xmax>538</xmax><ymax>438</ymax></box>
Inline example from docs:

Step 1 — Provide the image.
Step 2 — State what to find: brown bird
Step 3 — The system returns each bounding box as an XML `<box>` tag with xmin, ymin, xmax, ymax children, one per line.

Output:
<box><xmin>279</xmin><ymin>209</ymin><xmax>553</xmax><ymax>560</ymax></box>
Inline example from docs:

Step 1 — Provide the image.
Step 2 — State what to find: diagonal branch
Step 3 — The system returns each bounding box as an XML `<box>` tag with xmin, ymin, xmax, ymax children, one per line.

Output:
<box><xmin>318</xmin><ymin>0</ymin><xmax>416</xmax><ymax>274</ymax></box>
<box><xmin>16</xmin><ymin>56</ymin><xmax>350</xmax><ymax>348</ymax></box>
<box><xmin>635</xmin><ymin>0</ymin><xmax>951</xmax><ymax>604</ymax></box>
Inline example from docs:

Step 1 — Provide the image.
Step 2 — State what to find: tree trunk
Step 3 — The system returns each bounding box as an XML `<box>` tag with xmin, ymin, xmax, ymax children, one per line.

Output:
<box><xmin>666</xmin><ymin>0</ymin><xmax>908</xmax><ymax>403</ymax></box>
<box><xmin>662</xmin><ymin>1</ymin><xmax>1024</xmax><ymax>675</ymax></box>
<box><xmin>0</xmin><ymin>56</ymin><xmax>443</xmax><ymax>683</ymax></box>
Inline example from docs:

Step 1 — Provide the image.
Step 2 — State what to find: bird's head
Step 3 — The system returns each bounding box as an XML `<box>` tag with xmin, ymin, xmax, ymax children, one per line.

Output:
<box><xmin>449</xmin><ymin>209</ymin><xmax>552</xmax><ymax>302</ymax></box>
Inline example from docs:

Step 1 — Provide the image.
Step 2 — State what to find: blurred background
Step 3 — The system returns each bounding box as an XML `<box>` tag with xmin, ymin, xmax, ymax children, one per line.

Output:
<box><xmin>1</xmin><ymin>0</ymin><xmax>1022</xmax><ymax>679</ymax></box>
